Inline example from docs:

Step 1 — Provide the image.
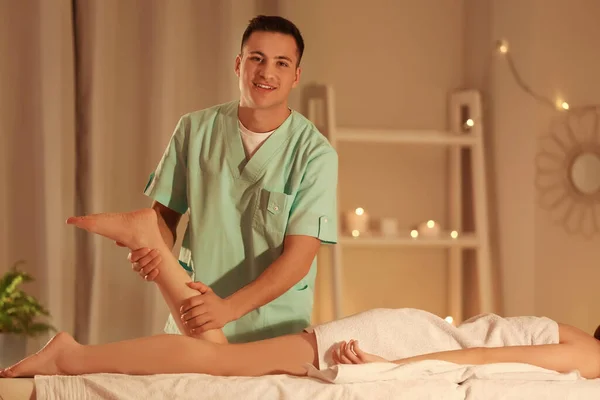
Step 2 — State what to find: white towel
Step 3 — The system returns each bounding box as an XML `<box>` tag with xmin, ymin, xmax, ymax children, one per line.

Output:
<box><xmin>305</xmin><ymin>308</ymin><xmax>559</xmax><ymax>370</ymax></box>
<box><xmin>305</xmin><ymin>360</ymin><xmax>582</xmax><ymax>385</ymax></box>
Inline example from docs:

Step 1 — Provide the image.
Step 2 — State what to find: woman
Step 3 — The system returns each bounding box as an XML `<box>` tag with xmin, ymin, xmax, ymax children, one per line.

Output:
<box><xmin>2</xmin><ymin>209</ymin><xmax>600</xmax><ymax>379</ymax></box>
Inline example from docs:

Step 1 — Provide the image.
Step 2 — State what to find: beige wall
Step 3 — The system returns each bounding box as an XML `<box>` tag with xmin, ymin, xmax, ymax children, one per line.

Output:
<box><xmin>476</xmin><ymin>0</ymin><xmax>539</xmax><ymax>318</ymax></box>
<box><xmin>475</xmin><ymin>0</ymin><xmax>600</xmax><ymax>334</ymax></box>
<box><xmin>530</xmin><ymin>1</ymin><xmax>600</xmax><ymax>334</ymax></box>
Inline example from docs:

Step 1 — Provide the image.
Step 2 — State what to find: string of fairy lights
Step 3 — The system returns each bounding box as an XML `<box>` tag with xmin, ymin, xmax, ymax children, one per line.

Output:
<box><xmin>495</xmin><ymin>39</ymin><xmax>600</xmax><ymax>114</ymax></box>
<box><xmin>496</xmin><ymin>38</ymin><xmax>600</xmax><ymax>239</ymax></box>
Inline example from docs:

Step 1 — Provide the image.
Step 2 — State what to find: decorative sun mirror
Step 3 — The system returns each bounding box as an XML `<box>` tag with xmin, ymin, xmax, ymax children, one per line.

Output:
<box><xmin>536</xmin><ymin>109</ymin><xmax>600</xmax><ymax>238</ymax></box>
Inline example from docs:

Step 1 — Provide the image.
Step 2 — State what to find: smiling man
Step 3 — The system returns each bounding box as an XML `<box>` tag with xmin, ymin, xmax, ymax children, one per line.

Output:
<box><xmin>140</xmin><ymin>15</ymin><xmax>338</xmax><ymax>343</ymax></box>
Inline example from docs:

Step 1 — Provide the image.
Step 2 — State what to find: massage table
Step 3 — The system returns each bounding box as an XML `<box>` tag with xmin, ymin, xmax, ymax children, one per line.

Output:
<box><xmin>3</xmin><ymin>364</ymin><xmax>600</xmax><ymax>400</ymax></box>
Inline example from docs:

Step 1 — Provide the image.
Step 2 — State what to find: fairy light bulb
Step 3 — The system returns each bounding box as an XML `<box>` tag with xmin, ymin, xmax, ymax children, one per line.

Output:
<box><xmin>496</xmin><ymin>40</ymin><xmax>509</xmax><ymax>54</ymax></box>
<box><xmin>445</xmin><ymin>316</ymin><xmax>454</xmax><ymax>324</ymax></box>
<box><xmin>450</xmin><ymin>230</ymin><xmax>458</xmax><ymax>239</ymax></box>
<box><xmin>355</xmin><ymin>207</ymin><xmax>364</xmax><ymax>216</ymax></box>
<box><xmin>351</xmin><ymin>229</ymin><xmax>360</xmax><ymax>237</ymax></box>
<box><xmin>465</xmin><ymin>118</ymin><xmax>474</xmax><ymax>127</ymax></box>
<box><xmin>427</xmin><ymin>220</ymin><xmax>435</xmax><ymax>228</ymax></box>
<box><xmin>410</xmin><ymin>230</ymin><xmax>419</xmax><ymax>238</ymax></box>
<box><xmin>554</xmin><ymin>98</ymin><xmax>569</xmax><ymax>111</ymax></box>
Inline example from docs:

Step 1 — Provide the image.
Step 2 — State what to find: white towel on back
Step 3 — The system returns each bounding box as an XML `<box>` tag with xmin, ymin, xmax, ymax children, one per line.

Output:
<box><xmin>305</xmin><ymin>308</ymin><xmax>559</xmax><ymax>370</ymax></box>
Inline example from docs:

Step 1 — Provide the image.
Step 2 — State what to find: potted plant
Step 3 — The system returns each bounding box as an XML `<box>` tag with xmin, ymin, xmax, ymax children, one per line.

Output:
<box><xmin>0</xmin><ymin>261</ymin><xmax>55</xmax><ymax>367</ymax></box>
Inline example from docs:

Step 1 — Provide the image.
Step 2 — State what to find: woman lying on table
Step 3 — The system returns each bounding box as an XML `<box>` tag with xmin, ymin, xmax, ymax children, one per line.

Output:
<box><xmin>2</xmin><ymin>209</ymin><xmax>600</xmax><ymax>379</ymax></box>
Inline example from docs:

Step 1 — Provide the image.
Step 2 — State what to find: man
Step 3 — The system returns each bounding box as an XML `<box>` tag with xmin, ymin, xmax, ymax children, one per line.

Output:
<box><xmin>138</xmin><ymin>15</ymin><xmax>338</xmax><ymax>343</ymax></box>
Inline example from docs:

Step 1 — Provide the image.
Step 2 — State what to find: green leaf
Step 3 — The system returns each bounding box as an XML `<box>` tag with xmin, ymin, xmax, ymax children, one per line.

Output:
<box><xmin>0</xmin><ymin>261</ymin><xmax>55</xmax><ymax>337</ymax></box>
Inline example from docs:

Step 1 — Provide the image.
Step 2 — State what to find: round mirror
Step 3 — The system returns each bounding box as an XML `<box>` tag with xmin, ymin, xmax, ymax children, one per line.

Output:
<box><xmin>570</xmin><ymin>152</ymin><xmax>600</xmax><ymax>195</ymax></box>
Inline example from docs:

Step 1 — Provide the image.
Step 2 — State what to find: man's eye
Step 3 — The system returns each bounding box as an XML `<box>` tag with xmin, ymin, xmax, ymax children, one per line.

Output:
<box><xmin>278</xmin><ymin>61</ymin><xmax>289</xmax><ymax>67</ymax></box>
<box><xmin>250</xmin><ymin>57</ymin><xmax>262</xmax><ymax>62</ymax></box>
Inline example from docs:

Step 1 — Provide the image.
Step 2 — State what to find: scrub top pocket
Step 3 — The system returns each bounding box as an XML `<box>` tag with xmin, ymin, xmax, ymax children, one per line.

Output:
<box><xmin>253</xmin><ymin>189</ymin><xmax>294</xmax><ymax>244</ymax></box>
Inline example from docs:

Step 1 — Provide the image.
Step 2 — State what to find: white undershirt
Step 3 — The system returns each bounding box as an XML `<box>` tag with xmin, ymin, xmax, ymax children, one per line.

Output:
<box><xmin>238</xmin><ymin>120</ymin><xmax>274</xmax><ymax>159</ymax></box>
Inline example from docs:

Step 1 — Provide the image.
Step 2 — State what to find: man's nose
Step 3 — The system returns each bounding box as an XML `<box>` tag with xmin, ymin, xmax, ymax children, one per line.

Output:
<box><xmin>258</xmin><ymin>62</ymin><xmax>275</xmax><ymax>79</ymax></box>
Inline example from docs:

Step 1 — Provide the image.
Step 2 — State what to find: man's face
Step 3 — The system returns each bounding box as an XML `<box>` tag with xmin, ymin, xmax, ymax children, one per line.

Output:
<box><xmin>235</xmin><ymin>31</ymin><xmax>301</xmax><ymax>110</ymax></box>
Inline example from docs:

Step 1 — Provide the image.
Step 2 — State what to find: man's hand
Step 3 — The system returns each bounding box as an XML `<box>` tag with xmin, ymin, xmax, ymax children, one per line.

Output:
<box><xmin>333</xmin><ymin>340</ymin><xmax>389</xmax><ymax>365</ymax></box>
<box><xmin>180</xmin><ymin>282</ymin><xmax>237</xmax><ymax>333</ymax></box>
<box><xmin>127</xmin><ymin>247</ymin><xmax>161</xmax><ymax>281</ymax></box>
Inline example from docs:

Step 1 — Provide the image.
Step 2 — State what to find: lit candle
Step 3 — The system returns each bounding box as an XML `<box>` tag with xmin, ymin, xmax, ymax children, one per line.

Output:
<box><xmin>417</xmin><ymin>219</ymin><xmax>441</xmax><ymax>238</ymax></box>
<box><xmin>345</xmin><ymin>207</ymin><xmax>369</xmax><ymax>235</ymax></box>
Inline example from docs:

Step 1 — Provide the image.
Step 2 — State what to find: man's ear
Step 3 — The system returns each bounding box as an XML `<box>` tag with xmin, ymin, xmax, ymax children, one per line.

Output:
<box><xmin>292</xmin><ymin>66</ymin><xmax>302</xmax><ymax>88</ymax></box>
<box><xmin>234</xmin><ymin>54</ymin><xmax>242</xmax><ymax>77</ymax></box>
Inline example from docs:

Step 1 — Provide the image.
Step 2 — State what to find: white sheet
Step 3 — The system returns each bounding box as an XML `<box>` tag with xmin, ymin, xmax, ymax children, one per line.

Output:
<box><xmin>34</xmin><ymin>360</ymin><xmax>585</xmax><ymax>400</ymax></box>
<box><xmin>462</xmin><ymin>378</ymin><xmax>600</xmax><ymax>399</ymax></box>
<box><xmin>34</xmin><ymin>372</ymin><xmax>465</xmax><ymax>400</ymax></box>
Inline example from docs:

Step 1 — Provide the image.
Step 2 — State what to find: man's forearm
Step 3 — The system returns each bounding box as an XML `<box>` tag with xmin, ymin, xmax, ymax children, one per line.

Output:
<box><xmin>227</xmin><ymin>253</ymin><xmax>310</xmax><ymax>319</ymax></box>
<box><xmin>227</xmin><ymin>235</ymin><xmax>320</xmax><ymax>319</ymax></box>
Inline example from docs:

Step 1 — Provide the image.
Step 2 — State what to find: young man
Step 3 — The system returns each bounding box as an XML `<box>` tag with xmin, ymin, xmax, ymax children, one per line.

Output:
<box><xmin>139</xmin><ymin>15</ymin><xmax>338</xmax><ymax>343</ymax></box>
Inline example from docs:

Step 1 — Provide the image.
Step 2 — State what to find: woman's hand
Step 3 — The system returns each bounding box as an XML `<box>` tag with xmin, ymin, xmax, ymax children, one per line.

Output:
<box><xmin>333</xmin><ymin>340</ymin><xmax>389</xmax><ymax>365</ymax></box>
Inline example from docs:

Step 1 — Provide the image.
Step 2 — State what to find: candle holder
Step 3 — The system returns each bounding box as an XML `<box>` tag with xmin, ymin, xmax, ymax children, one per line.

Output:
<box><xmin>380</xmin><ymin>217</ymin><xmax>399</xmax><ymax>237</ymax></box>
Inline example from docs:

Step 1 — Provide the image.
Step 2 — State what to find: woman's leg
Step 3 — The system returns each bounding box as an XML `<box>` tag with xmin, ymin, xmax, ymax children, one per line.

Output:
<box><xmin>1</xmin><ymin>330</ymin><xmax>318</xmax><ymax>378</ymax></box>
<box><xmin>65</xmin><ymin>209</ymin><xmax>227</xmax><ymax>344</ymax></box>
<box><xmin>1</xmin><ymin>208</ymin><xmax>318</xmax><ymax>379</ymax></box>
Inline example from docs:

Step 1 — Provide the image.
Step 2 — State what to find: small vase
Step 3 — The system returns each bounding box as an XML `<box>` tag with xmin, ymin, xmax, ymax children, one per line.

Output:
<box><xmin>0</xmin><ymin>333</ymin><xmax>27</xmax><ymax>367</ymax></box>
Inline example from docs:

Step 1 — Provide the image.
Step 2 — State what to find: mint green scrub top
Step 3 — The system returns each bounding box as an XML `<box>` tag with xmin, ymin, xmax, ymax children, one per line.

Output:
<box><xmin>144</xmin><ymin>101</ymin><xmax>338</xmax><ymax>343</ymax></box>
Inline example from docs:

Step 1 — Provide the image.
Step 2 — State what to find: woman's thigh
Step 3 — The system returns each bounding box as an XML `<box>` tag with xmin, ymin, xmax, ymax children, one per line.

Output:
<box><xmin>227</xmin><ymin>331</ymin><xmax>318</xmax><ymax>376</ymax></box>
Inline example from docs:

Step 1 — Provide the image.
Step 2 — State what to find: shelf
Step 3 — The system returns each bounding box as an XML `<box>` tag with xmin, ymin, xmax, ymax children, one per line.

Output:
<box><xmin>338</xmin><ymin>232</ymin><xmax>479</xmax><ymax>248</ymax></box>
<box><xmin>335</xmin><ymin>127</ymin><xmax>477</xmax><ymax>146</ymax></box>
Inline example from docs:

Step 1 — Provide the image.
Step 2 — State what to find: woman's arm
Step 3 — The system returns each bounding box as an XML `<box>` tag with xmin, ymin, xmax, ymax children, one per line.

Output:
<box><xmin>336</xmin><ymin>335</ymin><xmax>600</xmax><ymax>379</ymax></box>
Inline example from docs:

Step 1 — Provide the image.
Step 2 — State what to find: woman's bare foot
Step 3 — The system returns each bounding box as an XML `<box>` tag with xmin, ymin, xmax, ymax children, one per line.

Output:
<box><xmin>0</xmin><ymin>332</ymin><xmax>80</xmax><ymax>378</ymax></box>
<box><xmin>66</xmin><ymin>208</ymin><xmax>164</xmax><ymax>250</ymax></box>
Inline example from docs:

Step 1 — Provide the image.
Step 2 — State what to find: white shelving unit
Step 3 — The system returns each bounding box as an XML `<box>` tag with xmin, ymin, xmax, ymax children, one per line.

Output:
<box><xmin>303</xmin><ymin>84</ymin><xmax>494</xmax><ymax>324</ymax></box>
